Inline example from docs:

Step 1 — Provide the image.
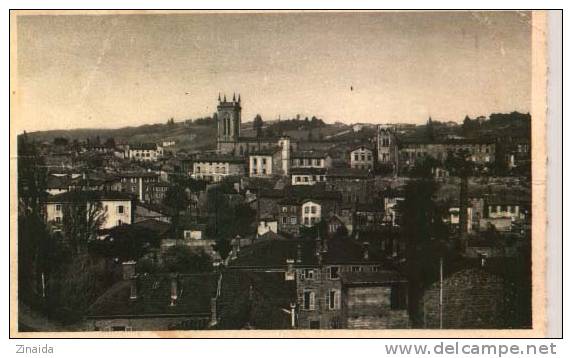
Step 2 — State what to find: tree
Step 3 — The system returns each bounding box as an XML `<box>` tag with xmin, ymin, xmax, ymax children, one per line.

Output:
<box><xmin>253</xmin><ymin>114</ymin><xmax>263</xmax><ymax>138</ymax></box>
<box><xmin>53</xmin><ymin>137</ymin><xmax>69</xmax><ymax>147</ymax></box>
<box><xmin>104</xmin><ymin>137</ymin><xmax>116</xmax><ymax>148</ymax></box>
<box><xmin>18</xmin><ymin>133</ymin><xmax>47</xmax><ymax>216</ymax></box>
<box><xmin>426</xmin><ymin>117</ymin><xmax>435</xmax><ymax>141</ymax></box>
<box><xmin>398</xmin><ymin>177</ymin><xmax>450</xmax><ymax>324</ymax></box>
<box><xmin>61</xmin><ymin>195</ymin><xmax>106</xmax><ymax>255</ymax></box>
<box><xmin>206</xmin><ymin>185</ymin><xmax>255</xmax><ymax>260</ymax></box>
<box><xmin>163</xmin><ymin>245</ymin><xmax>213</xmax><ymax>273</ymax></box>
<box><xmin>163</xmin><ymin>185</ymin><xmax>190</xmax><ymax>240</ymax></box>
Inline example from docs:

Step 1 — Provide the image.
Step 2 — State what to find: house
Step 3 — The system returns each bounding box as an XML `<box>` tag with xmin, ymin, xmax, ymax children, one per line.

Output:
<box><xmin>290</xmin><ymin>168</ymin><xmax>327</xmax><ymax>186</ymax></box>
<box><xmin>248</xmin><ymin>149</ymin><xmax>282</xmax><ymax>177</ymax></box>
<box><xmin>349</xmin><ymin>145</ymin><xmax>374</xmax><ymax>170</ymax></box>
<box><xmin>134</xmin><ymin>202</ymin><xmax>173</xmax><ymax>223</ymax></box>
<box><xmin>44</xmin><ymin>191</ymin><xmax>135</xmax><ymax>229</ymax></box>
<box><xmin>226</xmin><ymin>237</ymin><xmax>384</xmax><ymax>329</ymax></box>
<box><xmin>191</xmin><ymin>155</ymin><xmax>246</xmax><ymax>183</ymax></box>
<box><xmin>290</xmin><ymin>150</ymin><xmax>332</xmax><ymax>169</ymax></box>
<box><xmin>127</xmin><ymin>143</ymin><xmax>162</xmax><ymax>162</ymax></box>
<box><xmin>144</xmin><ymin>182</ymin><xmax>170</xmax><ymax>204</ymax></box>
<box><xmin>87</xmin><ymin>263</ymin><xmax>219</xmax><ymax>331</ymax></box>
<box><xmin>353</xmin><ymin>203</ymin><xmax>384</xmax><ymax>232</ymax></box>
<box><xmin>325</xmin><ymin>168</ymin><xmax>375</xmax><ymax>205</ymax></box>
<box><xmin>339</xmin><ymin>271</ymin><xmax>409</xmax><ymax>329</ymax></box>
<box><xmin>257</xmin><ymin>217</ymin><xmax>278</xmax><ymax>236</ymax></box>
<box><xmin>274</xmin><ymin>186</ymin><xmax>341</xmax><ymax>235</ymax></box>
<box><xmin>301</xmin><ymin>200</ymin><xmax>321</xmax><ymax>227</ymax></box>
<box><xmin>114</xmin><ymin>172</ymin><xmax>160</xmax><ymax>202</ymax></box>
<box><xmin>46</xmin><ymin>174</ymin><xmax>71</xmax><ymax>195</ymax></box>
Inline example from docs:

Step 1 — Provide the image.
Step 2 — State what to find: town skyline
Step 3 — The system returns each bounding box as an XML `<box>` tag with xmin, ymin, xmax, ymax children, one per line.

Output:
<box><xmin>16</xmin><ymin>11</ymin><xmax>531</xmax><ymax>132</ymax></box>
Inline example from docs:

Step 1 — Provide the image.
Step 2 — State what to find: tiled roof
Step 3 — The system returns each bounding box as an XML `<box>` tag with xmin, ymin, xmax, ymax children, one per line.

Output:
<box><xmin>195</xmin><ymin>155</ymin><xmax>246</xmax><ymax>164</ymax></box>
<box><xmin>228</xmin><ymin>237</ymin><xmax>381</xmax><ymax>268</ymax></box>
<box><xmin>290</xmin><ymin>167</ymin><xmax>327</xmax><ymax>175</ymax></box>
<box><xmin>129</xmin><ymin>143</ymin><xmax>158</xmax><ymax>150</ymax></box>
<box><xmin>45</xmin><ymin>190</ymin><xmax>134</xmax><ymax>203</ymax></box>
<box><xmin>291</xmin><ymin>150</ymin><xmax>329</xmax><ymax>159</ymax></box>
<box><xmin>87</xmin><ymin>273</ymin><xmax>218</xmax><ymax>318</ymax></box>
<box><xmin>339</xmin><ymin>271</ymin><xmax>406</xmax><ymax>285</ymax></box>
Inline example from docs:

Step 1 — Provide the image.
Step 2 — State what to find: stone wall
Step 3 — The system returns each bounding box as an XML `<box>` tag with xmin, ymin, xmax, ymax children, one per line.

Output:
<box><xmin>419</xmin><ymin>268</ymin><xmax>507</xmax><ymax>329</ymax></box>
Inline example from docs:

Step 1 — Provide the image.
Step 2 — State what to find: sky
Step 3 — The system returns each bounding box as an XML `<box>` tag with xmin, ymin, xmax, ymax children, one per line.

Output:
<box><xmin>15</xmin><ymin>11</ymin><xmax>532</xmax><ymax>132</ymax></box>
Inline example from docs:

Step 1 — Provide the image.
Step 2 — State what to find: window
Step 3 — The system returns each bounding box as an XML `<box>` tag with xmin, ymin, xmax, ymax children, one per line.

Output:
<box><xmin>510</xmin><ymin>206</ymin><xmax>516</xmax><ymax>214</ymax></box>
<box><xmin>351</xmin><ymin>266</ymin><xmax>361</xmax><ymax>272</ymax></box>
<box><xmin>290</xmin><ymin>217</ymin><xmax>297</xmax><ymax>224</ymax></box>
<box><xmin>303</xmin><ymin>269</ymin><xmax>314</xmax><ymax>280</ymax></box>
<box><xmin>304</xmin><ymin>207</ymin><xmax>310</xmax><ymax>214</ymax></box>
<box><xmin>390</xmin><ymin>284</ymin><xmax>407</xmax><ymax>310</ymax></box>
<box><xmin>304</xmin><ymin>217</ymin><xmax>309</xmax><ymax>225</ymax></box>
<box><xmin>262</xmin><ymin>158</ymin><xmax>267</xmax><ymax>165</ymax></box>
<box><xmin>117</xmin><ymin>205</ymin><xmax>124</xmax><ymax>214</ymax></box>
<box><xmin>327</xmin><ymin>290</ymin><xmax>339</xmax><ymax>310</ymax></box>
<box><xmin>185</xmin><ymin>231</ymin><xmax>191</xmax><ymax>239</ymax></box>
<box><xmin>311</xmin><ymin>206</ymin><xmax>317</xmax><ymax>214</ymax></box>
<box><xmin>282</xmin><ymin>206</ymin><xmax>288</xmax><ymax>213</ymax></box>
<box><xmin>253</xmin><ymin>158</ymin><xmax>257</xmax><ymax>165</ymax></box>
<box><xmin>282</xmin><ymin>217</ymin><xmax>287</xmax><ymax>224</ymax></box>
<box><xmin>354</xmin><ymin>154</ymin><xmax>359</xmax><ymax>161</ymax></box>
<box><xmin>55</xmin><ymin>217</ymin><xmax>61</xmax><ymax>224</ymax></box>
<box><xmin>262</xmin><ymin>168</ymin><xmax>266</xmax><ymax>175</ymax></box>
<box><xmin>329</xmin><ymin>266</ymin><xmax>339</xmax><ymax>280</ymax></box>
<box><xmin>118</xmin><ymin>220</ymin><xmax>123</xmax><ymax>226</ymax></box>
<box><xmin>55</xmin><ymin>204</ymin><xmax>61</xmax><ymax>212</ymax></box>
<box><xmin>302</xmin><ymin>291</ymin><xmax>315</xmax><ymax>310</ymax></box>
<box><xmin>296</xmin><ymin>176</ymin><xmax>301</xmax><ymax>183</ymax></box>
<box><xmin>252</xmin><ymin>168</ymin><xmax>257</xmax><ymax>175</ymax></box>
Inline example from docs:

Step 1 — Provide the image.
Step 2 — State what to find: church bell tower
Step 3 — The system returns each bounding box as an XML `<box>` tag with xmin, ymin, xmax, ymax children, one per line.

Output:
<box><xmin>216</xmin><ymin>93</ymin><xmax>241</xmax><ymax>145</ymax></box>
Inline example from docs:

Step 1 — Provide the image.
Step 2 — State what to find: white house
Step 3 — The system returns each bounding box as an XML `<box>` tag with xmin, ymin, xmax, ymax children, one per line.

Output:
<box><xmin>257</xmin><ymin>218</ymin><xmax>278</xmax><ymax>236</ymax></box>
<box><xmin>290</xmin><ymin>168</ymin><xmax>327</xmax><ymax>186</ymax></box>
<box><xmin>44</xmin><ymin>191</ymin><xmax>134</xmax><ymax>230</ymax></box>
<box><xmin>192</xmin><ymin>155</ymin><xmax>246</xmax><ymax>183</ymax></box>
<box><xmin>349</xmin><ymin>145</ymin><xmax>374</xmax><ymax>170</ymax></box>
<box><xmin>301</xmin><ymin>200</ymin><xmax>321</xmax><ymax>227</ymax></box>
<box><xmin>249</xmin><ymin>149</ymin><xmax>280</xmax><ymax>178</ymax></box>
<box><xmin>127</xmin><ymin>143</ymin><xmax>162</xmax><ymax>162</ymax></box>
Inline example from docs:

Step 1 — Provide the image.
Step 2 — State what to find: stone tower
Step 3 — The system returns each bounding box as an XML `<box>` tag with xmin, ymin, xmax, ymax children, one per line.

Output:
<box><xmin>217</xmin><ymin>93</ymin><xmax>241</xmax><ymax>147</ymax></box>
<box><xmin>377</xmin><ymin>124</ymin><xmax>399</xmax><ymax>174</ymax></box>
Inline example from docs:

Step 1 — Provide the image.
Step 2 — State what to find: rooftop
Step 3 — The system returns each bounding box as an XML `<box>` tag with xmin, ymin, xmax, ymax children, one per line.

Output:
<box><xmin>45</xmin><ymin>190</ymin><xmax>134</xmax><ymax>203</ymax></box>
<box><xmin>87</xmin><ymin>273</ymin><xmax>218</xmax><ymax>318</ymax></box>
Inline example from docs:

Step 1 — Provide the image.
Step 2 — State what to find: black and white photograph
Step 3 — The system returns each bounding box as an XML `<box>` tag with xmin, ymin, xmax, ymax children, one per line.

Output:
<box><xmin>10</xmin><ymin>10</ymin><xmax>552</xmax><ymax>338</ymax></box>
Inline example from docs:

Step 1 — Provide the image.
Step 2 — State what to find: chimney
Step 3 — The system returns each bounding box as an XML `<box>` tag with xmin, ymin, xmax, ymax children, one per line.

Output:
<box><xmin>122</xmin><ymin>260</ymin><xmax>136</xmax><ymax>280</ymax></box>
<box><xmin>363</xmin><ymin>242</ymin><xmax>370</xmax><ymax>260</ymax></box>
<box><xmin>296</xmin><ymin>244</ymin><xmax>302</xmax><ymax>264</ymax></box>
<box><xmin>285</xmin><ymin>259</ymin><xmax>295</xmax><ymax>281</ymax></box>
<box><xmin>315</xmin><ymin>237</ymin><xmax>322</xmax><ymax>256</ymax></box>
<box><xmin>170</xmin><ymin>274</ymin><xmax>179</xmax><ymax>306</ymax></box>
<box><xmin>479</xmin><ymin>253</ymin><xmax>487</xmax><ymax>267</ymax></box>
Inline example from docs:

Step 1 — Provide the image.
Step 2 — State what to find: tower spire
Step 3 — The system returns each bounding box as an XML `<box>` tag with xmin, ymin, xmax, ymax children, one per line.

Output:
<box><xmin>233</xmin><ymin>93</ymin><xmax>236</xmax><ymax>102</ymax></box>
<box><xmin>218</xmin><ymin>93</ymin><xmax>221</xmax><ymax>102</ymax></box>
<box><xmin>238</xmin><ymin>94</ymin><xmax>241</xmax><ymax>103</ymax></box>
<box><xmin>224</xmin><ymin>94</ymin><xmax>227</xmax><ymax>102</ymax></box>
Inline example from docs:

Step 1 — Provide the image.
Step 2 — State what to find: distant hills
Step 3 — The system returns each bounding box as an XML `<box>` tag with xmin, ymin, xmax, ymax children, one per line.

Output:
<box><xmin>22</xmin><ymin>111</ymin><xmax>530</xmax><ymax>152</ymax></box>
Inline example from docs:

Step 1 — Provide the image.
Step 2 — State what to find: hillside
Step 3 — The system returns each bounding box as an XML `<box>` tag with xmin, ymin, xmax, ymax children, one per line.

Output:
<box><xmin>25</xmin><ymin>121</ymin><xmax>218</xmax><ymax>152</ymax></box>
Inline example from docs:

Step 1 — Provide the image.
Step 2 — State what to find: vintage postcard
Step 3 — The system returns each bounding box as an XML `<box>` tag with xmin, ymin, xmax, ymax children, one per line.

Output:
<box><xmin>9</xmin><ymin>10</ymin><xmax>549</xmax><ymax>338</ymax></box>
